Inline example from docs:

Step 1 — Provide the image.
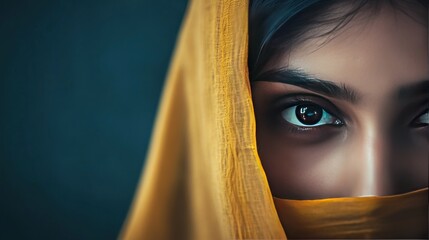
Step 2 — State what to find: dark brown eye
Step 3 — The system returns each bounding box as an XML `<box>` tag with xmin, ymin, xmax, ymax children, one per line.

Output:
<box><xmin>281</xmin><ymin>104</ymin><xmax>343</xmax><ymax>127</ymax></box>
<box><xmin>295</xmin><ymin>104</ymin><xmax>323</xmax><ymax>125</ymax></box>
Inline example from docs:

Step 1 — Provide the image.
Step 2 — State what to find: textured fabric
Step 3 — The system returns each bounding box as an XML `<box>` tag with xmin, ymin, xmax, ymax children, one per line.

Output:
<box><xmin>119</xmin><ymin>0</ymin><xmax>428</xmax><ymax>239</ymax></box>
<box><xmin>120</xmin><ymin>0</ymin><xmax>286</xmax><ymax>239</ymax></box>
<box><xmin>274</xmin><ymin>188</ymin><xmax>429</xmax><ymax>239</ymax></box>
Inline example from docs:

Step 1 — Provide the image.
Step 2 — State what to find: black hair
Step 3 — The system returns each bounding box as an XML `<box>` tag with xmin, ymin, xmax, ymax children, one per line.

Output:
<box><xmin>249</xmin><ymin>0</ymin><xmax>428</xmax><ymax>80</ymax></box>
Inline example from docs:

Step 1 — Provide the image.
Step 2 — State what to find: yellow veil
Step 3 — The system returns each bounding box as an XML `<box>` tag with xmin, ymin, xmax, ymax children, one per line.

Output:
<box><xmin>120</xmin><ymin>0</ymin><xmax>286</xmax><ymax>239</ymax></box>
<box><xmin>119</xmin><ymin>0</ymin><xmax>428</xmax><ymax>239</ymax></box>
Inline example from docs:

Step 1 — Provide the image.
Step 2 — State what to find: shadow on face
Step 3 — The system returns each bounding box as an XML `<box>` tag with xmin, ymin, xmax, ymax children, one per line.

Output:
<box><xmin>251</xmin><ymin>2</ymin><xmax>428</xmax><ymax>200</ymax></box>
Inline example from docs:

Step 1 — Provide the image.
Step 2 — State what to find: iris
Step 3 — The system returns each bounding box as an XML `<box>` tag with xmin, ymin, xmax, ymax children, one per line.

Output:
<box><xmin>296</xmin><ymin>104</ymin><xmax>322</xmax><ymax>125</ymax></box>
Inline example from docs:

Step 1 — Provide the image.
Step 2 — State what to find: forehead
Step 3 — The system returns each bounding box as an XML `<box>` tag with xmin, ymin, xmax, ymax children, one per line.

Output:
<box><xmin>277</xmin><ymin>6</ymin><xmax>428</xmax><ymax>98</ymax></box>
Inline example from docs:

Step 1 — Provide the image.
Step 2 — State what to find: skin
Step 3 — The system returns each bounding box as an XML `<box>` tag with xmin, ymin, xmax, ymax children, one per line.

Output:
<box><xmin>252</xmin><ymin>5</ymin><xmax>428</xmax><ymax>199</ymax></box>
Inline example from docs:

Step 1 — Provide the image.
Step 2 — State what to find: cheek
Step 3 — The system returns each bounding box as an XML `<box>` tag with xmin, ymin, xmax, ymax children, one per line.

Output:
<box><xmin>389</xmin><ymin>137</ymin><xmax>428</xmax><ymax>189</ymax></box>
<box><xmin>251</xmin><ymin>82</ymin><xmax>428</xmax><ymax>199</ymax></box>
<box><xmin>256</xmin><ymin>123</ymin><xmax>355</xmax><ymax>199</ymax></box>
<box><xmin>256</xmin><ymin>122</ymin><xmax>429</xmax><ymax>199</ymax></box>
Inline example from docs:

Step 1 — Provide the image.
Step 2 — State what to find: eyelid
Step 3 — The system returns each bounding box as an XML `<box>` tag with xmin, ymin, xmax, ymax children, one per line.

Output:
<box><xmin>410</xmin><ymin>108</ymin><xmax>429</xmax><ymax>127</ymax></box>
<box><xmin>281</xmin><ymin>105</ymin><xmax>343</xmax><ymax>127</ymax></box>
<box><xmin>272</xmin><ymin>93</ymin><xmax>347</xmax><ymax>124</ymax></box>
<box><xmin>394</xmin><ymin>97</ymin><xmax>429</xmax><ymax>127</ymax></box>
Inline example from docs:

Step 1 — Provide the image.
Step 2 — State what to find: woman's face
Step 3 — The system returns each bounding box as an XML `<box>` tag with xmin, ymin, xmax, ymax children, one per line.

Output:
<box><xmin>252</xmin><ymin>6</ymin><xmax>428</xmax><ymax>199</ymax></box>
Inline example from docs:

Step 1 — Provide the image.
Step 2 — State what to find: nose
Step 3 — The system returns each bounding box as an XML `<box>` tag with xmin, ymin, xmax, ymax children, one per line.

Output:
<box><xmin>351</xmin><ymin>126</ymin><xmax>393</xmax><ymax>197</ymax></box>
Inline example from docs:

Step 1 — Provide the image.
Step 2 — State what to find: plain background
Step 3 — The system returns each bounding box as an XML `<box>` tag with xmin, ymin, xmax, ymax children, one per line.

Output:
<box><xmin>0</xmin><ymin>0</ymin><xmax>188</xmax><ymax>239</ymax></box>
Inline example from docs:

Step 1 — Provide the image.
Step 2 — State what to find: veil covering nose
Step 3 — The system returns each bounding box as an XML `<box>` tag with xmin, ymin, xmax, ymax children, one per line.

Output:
<box><xmin>119</xmin><ymin>0</ymin><xmax>429</xmax><ymax>239</ymax></box>
<box><xmin>120</xmin><ymin>0</ymin><xmax>287</xmax><ymax>239</ymax></box>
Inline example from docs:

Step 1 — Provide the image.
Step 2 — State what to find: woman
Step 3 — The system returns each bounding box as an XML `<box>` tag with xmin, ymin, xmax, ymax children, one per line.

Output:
<box><xmin>121</xmin><ymin>0</ymin><xmax>428</xmax><ymax>239</ymax></box>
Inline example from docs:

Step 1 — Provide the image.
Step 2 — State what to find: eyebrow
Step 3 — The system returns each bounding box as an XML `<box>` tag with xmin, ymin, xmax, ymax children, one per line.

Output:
<box><xmin>253</xmin><ymin>68</ymin><xmax>361</xmax><ymax>104</ymax></box>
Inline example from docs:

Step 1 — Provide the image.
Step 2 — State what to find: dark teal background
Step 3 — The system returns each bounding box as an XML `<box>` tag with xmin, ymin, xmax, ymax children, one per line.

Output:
<box><xmin>0</xmin><ymin>1</ymin><xmax>188</xmax><ymax>239</ymax></box>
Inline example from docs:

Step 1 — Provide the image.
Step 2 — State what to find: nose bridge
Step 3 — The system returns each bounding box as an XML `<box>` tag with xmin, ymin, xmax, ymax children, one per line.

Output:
<box><xmin>353</xmin><ymin>122</ymin><xmax>391</xmax><ymax>197</ymax></box>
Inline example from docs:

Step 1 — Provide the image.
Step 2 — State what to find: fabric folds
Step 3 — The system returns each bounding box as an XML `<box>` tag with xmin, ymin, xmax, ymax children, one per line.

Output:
<box><xmin>120</xmin><ymin>0</ymin><xmax>286</xmax><ymax>239</ymax></box>
<box><xmin>274</xmin><ymin>188</ymin><xmax>429</xmax><ymax>239</ymax></box>
<box><xmin>119</xmin><ymin>0</ymin><xmax>428</xmax><ymax>239</ymax></box>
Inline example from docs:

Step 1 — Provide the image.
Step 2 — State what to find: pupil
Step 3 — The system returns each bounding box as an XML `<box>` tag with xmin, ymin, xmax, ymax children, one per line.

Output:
<box><xmin>295</xmin><ymin>104</ymin><xmax>323</xmax><ymax>125</ymax></box>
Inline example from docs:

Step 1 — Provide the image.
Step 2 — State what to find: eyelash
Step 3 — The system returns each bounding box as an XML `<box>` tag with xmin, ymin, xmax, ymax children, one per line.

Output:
<box><xmin>410</xmin><ymin>109</ymin><xmax>429</xmax><ymax>128</ymax></box>
<box><xmin>275</xmin><ymin>96</ymin><xmax>345</xmax><ymax>132</ymax></box>
<box><xmin>277</xmin><ymin>97</ymin><xmax>428</xmax><ymax>134</ymax></box>
<box><xmin>282</xmin><ymin>104</ymin><xmax>343</xmax><ymax>127</ymax></box>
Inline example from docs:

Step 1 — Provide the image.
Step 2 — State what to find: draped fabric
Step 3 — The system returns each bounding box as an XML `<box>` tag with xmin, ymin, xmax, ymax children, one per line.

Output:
<box><xmin>274</xmin><ymin>188</ymin><xmax>429</xmax><ymax>239</ymax></box>
<box><xmin>119</xmin><ymin>0</ymin><xmax>428</xmax><ymax>239</ymax></box>
<box><xmin>120</xmin><ymin>0</ymin><xmax>286</xmax><ymax>239</ymax></box>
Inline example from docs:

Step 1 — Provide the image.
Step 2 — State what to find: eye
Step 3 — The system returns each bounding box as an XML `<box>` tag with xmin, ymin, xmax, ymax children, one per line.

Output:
<box><xmin>281</xmin><ymin>104</ymin><xmax>343</xmax><ymax>127</ymax></box>
<box><xmin>411</xmin><ymin>109</ymin><xmax>428</xmax><ymax>127</ymax></box>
